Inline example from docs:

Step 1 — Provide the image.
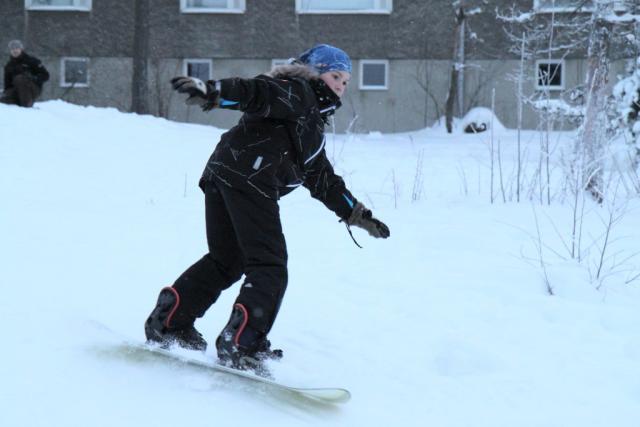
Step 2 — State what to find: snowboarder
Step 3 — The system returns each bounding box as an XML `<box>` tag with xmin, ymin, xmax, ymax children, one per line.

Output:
<box><xmin>145</xmin><ymin>44</ymin><xmax>390</xmax><ymax>372</ymax></box>
<box><xmin>1</xmin><ymin>40</ymin><xmax>49</xmax><ymax>107</ymax></box>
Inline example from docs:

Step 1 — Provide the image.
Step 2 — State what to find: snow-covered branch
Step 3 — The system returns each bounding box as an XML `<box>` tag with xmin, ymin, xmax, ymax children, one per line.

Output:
<box><xmin>496</xmin><ymin>9</ymin><xmax>534</xmax><ymax>24</ymax></box>
<box><xmin>600</xmin><ymin>13</ymin><xmax>640</xmax><ymax>24</ymax></box>
<box><xmin>531</xmin><ymin>99</ymin><xmax>584</xmax><ymax>118</ymax></box>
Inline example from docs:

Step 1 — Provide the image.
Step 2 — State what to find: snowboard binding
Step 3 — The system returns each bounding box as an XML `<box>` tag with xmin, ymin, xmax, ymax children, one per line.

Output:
<box><xmin>216</xmin><ymin>303</ymin><xmax>283</xmax><ymax>377</ymax></box>
<box><xmin>145</xmin><ymin>287</ymin><xmax>207</xmax><ymax>352</ymax></box>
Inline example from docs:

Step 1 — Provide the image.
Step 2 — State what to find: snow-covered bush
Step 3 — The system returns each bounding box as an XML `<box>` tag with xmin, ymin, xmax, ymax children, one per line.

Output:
<box><xmin>461</xmin><ymin>107</ymin><xmax>506</xmax><ymax>134</ymax></box>
<box><xmin>612</xmin><ymin>60</ymin><xmax>640</xmax><ymax>196</ymax></box>
<box><xmin>530</xmin><ymin>99</ymin><xmax>584</xmax><ymax>122</ymax></box>
<box><xmin>612</xmin><ymin>60</ymin><xmax>640</xmax><ymax>159</ymax></box>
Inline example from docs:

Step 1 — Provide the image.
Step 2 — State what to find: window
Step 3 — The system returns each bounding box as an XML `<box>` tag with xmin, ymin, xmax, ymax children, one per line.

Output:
<box><xmin>271</xmin><ymin>59</ymin><xmax>291</xmax><ymax>69</ymax></box>
<box><xmin>534</xmin><ymin>0</ymin><xmax>625</xmax><ymax>13</ymax></box>
<box><xmin>359</xmin><ymin>60</ymin><xmax>389</xmax><ymax>90</ymax></box>
<box><xmin>61</xmin><ymin>58</ymin><xmax>89</xmax><ymax>87</ymax></box>
<box><xmin>183</xmin><ymin>59</ymin><xmax>212</xmax><ymax>82</ymax></box>
<box><xmin>180</xmin><ymin>0</ymin><xmax>245</xmax><ymax>13</ymax></box>
<box><xmin>26</xmin><ymin>0</ymin><xmax>91</xmax><ymax>11</ymax></box>
<box><xmin>296</xmin><ymin>0</ymin><xmax>392</xmax><ymax>14</ymax></box>
<box><xmin>535</xmin><ymin>60</ymin><xmax>564</xmax><ymax>91</ymax></box>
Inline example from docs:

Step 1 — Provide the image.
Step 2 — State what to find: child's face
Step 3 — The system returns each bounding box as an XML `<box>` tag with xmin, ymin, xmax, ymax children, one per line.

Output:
<box><xmin>319</xmin><ymin>70</ymin><xmax>351</xmax><ymax>98</ymax></box>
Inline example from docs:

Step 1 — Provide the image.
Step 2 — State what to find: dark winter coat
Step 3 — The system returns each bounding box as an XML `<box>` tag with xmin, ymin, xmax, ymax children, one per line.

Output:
<box><xmin>4</xmin><ymin>52</ymin><xmax>50</xmax><ymax>91</ymax></box>
<box><xmin>200</xmin><ymin>64</ymin><xmax>358</xmax><ymax>221</ymax></box>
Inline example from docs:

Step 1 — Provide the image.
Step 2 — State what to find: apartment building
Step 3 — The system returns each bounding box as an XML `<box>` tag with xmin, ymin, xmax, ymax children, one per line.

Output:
<box><xmin>1</xmin><ymin>0</ymin><xmax>635</xmax><ymax>132</ymax></box>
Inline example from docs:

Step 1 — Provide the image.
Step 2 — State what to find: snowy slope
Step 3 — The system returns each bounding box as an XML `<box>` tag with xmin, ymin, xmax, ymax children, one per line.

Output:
<box><xmin>1</xmin><ymin>101</ymin><xmax>640</xmax><ymax>427</ymax></box>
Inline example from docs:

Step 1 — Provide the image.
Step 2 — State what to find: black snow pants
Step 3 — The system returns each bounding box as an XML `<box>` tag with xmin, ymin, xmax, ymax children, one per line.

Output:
<box><xmin>172</xmin><ymin>180</ymin><xmax>288</xmax><ymax>336</ymax></box>
<box><xmin>0</xmin><ymin>75</ymin><xmax>41</xmax><ymax>107</ymax></box>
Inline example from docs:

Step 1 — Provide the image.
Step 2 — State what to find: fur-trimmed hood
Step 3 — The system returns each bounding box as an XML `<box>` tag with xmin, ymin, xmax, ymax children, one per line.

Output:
<box><xmin>266</xmin><ymin>62</ymin><xmax>319</xmax><ymax>81</ymax></box>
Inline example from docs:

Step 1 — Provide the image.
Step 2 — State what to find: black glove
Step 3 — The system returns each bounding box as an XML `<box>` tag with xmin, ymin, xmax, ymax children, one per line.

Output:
<box><xmin>347</xmin><ymin>202</ymin><xmax>390</xmax><ymax>239</ymax></box>
<box><xmin>170</xmin><ymin>76</ymin><xmax>219</xmax><ymax>112</ymax></box>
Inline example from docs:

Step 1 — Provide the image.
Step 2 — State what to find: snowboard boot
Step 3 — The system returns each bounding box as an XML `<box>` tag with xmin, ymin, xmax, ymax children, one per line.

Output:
<box><xmin>216</xmin><ymin>303</ymin><xmax>283</xmax><ymax>376</ymax></box>
<box><xmin>145</xmin><ymin>287</ymin><xmax>207</xmax><ymax>352</ymax></box>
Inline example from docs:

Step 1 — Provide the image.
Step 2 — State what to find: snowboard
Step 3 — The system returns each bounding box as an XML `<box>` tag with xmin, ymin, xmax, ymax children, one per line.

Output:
<box><xmin>123</xmin><ymin>341</ymin><xmax>352</xmax><ymax>405</ymax></box>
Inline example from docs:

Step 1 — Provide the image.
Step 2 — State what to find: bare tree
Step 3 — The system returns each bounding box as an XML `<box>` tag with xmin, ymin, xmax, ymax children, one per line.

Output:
<box><xmin>500</xmin><ymin>0</ymin><xmax>639</xmax><ymax>203</ymax></box>
<box><xmin>499</xmin><ymin>3</ymin><xmax>579</xmax><ymax>204</ymax></box>
<box><xmin>579</xmin><ymin>1</ymin><xmax>615</xmax><ymax>203</ymax></box>
<box><xmin>445</xmin><ymin>4</ymin><xmax>466</xmax><ymax>133</ymax></box>
<box><xmin>579</xmin><ymin>1</ymin><xmax>639</xmax><ymax>202</ymax></box>
<box><xmin>149</xmin><ymin>58</ymin><xmax>180</xmax><ymax>119</ymax></box>
<box><xmin>612</xmin><ymin>1</ymin><xmax>640</xmax><ymax>176</ymax></box>
<box><xmin>517</xmin><ymin>32</ymin><xmax>526</xmax><ymax>202</ymax></box>
<box><xmin>413</xmin><ymin>61</ymin><xmax>442</xmax><ymax>127</ymax></box>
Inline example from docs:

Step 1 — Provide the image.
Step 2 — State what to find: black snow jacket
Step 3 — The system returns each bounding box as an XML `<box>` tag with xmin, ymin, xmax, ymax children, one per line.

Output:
<box><xmin>4</xmin><ymin>52</ymin><xmax>50</xmax><ymax>91</ymax></box>
<box><xmin>200</xmin><ymin>64</ymin><xmax>358</xmax><ymax>221</ymax></box>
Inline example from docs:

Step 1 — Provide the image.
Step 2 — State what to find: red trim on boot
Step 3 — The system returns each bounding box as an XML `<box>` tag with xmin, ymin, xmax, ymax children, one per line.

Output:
<box><xmin>163</xmin><ymin>287</ymin><xmax>180</xmax><ymax>329</ymax></box>
<box><xmin>233</xmin><ymin>303</ymin><xmax>249</xmax><ymax>347</ymax></box>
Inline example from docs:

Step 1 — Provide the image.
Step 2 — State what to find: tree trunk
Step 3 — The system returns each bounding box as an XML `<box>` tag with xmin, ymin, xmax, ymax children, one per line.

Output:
<box><xmin>131</xmin><ymin>0</ymin><xmax>150</xmax><ymax>115</ymax></box>
<box><xmin>457</xmin><ymin>10</ymin><xmax>465</xmax><ymax>118</ymax></box>
<box><xmin>517</xmin><ymin>32</ymin><xmax>525</xmax><ymax>203</ymax></box>
<box><xmin>580</xmin><ymin>2</ymin><xmax>613</xmax><ymax>203</ymax></box>
<box><xmin>445</xmin><ymin>6</ymin><xmax>465</xmax><ymax>134</ymax></box>
<box><xmin>445</xmin><ymin>67</ymin><xmax>458</xmax><ymax>133</ymax></box>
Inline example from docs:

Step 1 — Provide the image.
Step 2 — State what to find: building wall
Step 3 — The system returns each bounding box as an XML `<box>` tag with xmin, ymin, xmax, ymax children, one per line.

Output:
<box><xmin>35</xmin><ymin>57</ymin><xmax>132</xmax><ymax>109</ymax></box>
<box><xmin>157</xmin><ymin>57</ymin><xmax>632</xmax><ymax>133</ymax></box>
<box><xmin>1</xmin><ymin>1</ymin><xmax>634</xmax><ymax>133</ymax></box>
<box><xmin>3</xmin><ymin>1</ymin><xmax>135</xmax><ymax>56</ymax></box>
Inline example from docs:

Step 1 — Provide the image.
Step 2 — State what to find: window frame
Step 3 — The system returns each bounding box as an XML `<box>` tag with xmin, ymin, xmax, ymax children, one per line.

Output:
<box><xmin>535</xmin><ymin>59</ymin><xmax>565</xmax><ymax>91</ymax></box>
<box><xmin>533</xmin><ymin>0</ymin><xmax>625</xmax><ymax>13</ymax></box>
<box><xmin>359</xmin><ymin>59</ymin><xmax>389</xmax><ymax>91</ymax></box>
<box><xmin>180</xmin><ymin>0</ymin><xmax>245</xmax><ymax>14</ymax></box>
<box><xmin>182</xmin><ymin>59</ymin><xmax>213</xmax><ymax>81</ymax></box>
<box><xmin>25</xmin><ymin>0</ymin><xmax>92</xmax><ymax>12</ymax></box>
<box><xmin>60</xmin><ymin>57</ymin><xmax>90</xmax><ymax>88</ymax></box>
<box><xmin>295</xmin><ymin>0</ymin><xmax>392</xmax><ymax>15</ymax></box>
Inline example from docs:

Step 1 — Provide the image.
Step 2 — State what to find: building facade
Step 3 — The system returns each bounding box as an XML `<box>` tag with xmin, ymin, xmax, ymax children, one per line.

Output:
<box><xmin>0</xmin><ymin>0</ymin><xmax>635</xmax><ymax>132</ymax></box>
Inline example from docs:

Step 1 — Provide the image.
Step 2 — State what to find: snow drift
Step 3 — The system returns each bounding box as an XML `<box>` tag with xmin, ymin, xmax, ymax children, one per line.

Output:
<box><xmin>1</xmin><ymin>101</ymin><xmax>640</xmax><ymax>427</ymax></box>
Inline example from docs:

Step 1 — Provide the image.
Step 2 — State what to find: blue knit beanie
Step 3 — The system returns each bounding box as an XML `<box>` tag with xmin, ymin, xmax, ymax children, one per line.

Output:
<box><xmin>298</xmin><ymin>44</ymin><xmax>352</xmax><ymax>75</ymax></box>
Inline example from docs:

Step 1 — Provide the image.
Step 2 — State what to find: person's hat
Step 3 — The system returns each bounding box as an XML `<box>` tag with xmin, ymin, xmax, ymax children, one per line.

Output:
<box><xmin>298</xmin><ymin>44</ymin><xmax>352</xmax><ymax>75</ymax></box>
<box><xmin>8</xmin><ymin>40</ymin><xmax>24</xmax><ymax>51</ymax></box>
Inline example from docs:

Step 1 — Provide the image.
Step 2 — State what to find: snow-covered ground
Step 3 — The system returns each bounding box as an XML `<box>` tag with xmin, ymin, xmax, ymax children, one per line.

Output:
<box><xmin>1</xmin><ymin>101</ymin><xmax>639</xmax><ymax>426</ymax></box>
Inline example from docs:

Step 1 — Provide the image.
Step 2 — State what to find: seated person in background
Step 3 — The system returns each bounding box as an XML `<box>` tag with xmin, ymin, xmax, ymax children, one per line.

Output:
<box><xmin>1</xmin><ymin>40</ymin><xmax>49</xmax><ymax>108</ymax></box>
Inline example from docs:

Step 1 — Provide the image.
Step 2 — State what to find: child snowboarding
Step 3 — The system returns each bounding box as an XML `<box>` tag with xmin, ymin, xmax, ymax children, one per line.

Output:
<box><xmin>145</xmin><ymin>44</ymin><xmax>390</xmax><ymax>372</ymax></box>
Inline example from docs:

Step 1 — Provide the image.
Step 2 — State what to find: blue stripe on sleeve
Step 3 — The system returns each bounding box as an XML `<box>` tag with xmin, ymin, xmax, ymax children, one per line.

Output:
<box><xmin>342</xmin><ymin>194</ymin><xmax>355</xmax><ymax>208</ymax></box>
<box><xmin>220</xmin><ymin>98</ymin><xmax>239</xmax><ymax>107</ymax></box>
